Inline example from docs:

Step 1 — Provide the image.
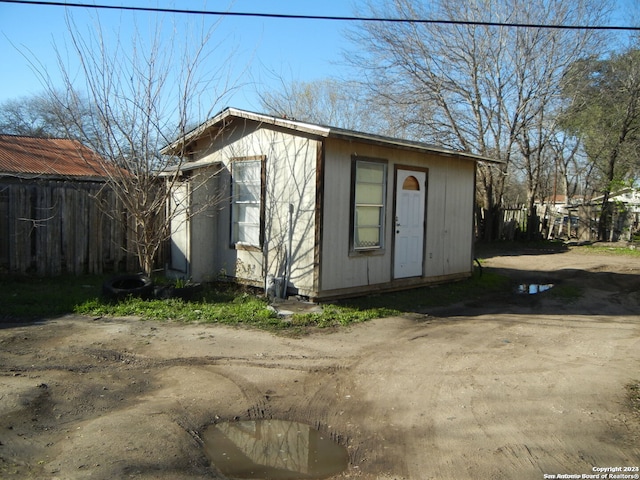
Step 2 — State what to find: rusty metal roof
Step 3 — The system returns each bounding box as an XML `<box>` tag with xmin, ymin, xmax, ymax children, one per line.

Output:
<box><xmin>0</xmin><ymin>134</ymin><xmax>109</xmax><ymax>179</ymax></box>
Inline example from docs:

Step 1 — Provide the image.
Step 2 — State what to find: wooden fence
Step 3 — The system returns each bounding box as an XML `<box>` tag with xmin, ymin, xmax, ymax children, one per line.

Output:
<box><xmin>498</xmin><ymin>206</ymin><xmax>529</xmax><ymax>240</ymax></box>
<box><xmin>476</xmin><ymin>205</ymin><xmax>530</xmax><ymax>241</ymax></box>
<box><xmin>0</xmin><ymin>178</ymin><xmax>141</xmax><ymax>275</ymax></box>
<box><xmin>476</xmin><ymin>204</ymin><xmax>602</xmax><ymax>242</ymax></box>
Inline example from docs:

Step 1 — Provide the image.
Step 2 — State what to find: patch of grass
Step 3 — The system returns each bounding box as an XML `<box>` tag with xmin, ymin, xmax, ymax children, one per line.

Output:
<box><xmin>74</xmin><ymin>284</ymin><xmax>400</xmax><ymax>332</ymax></box>
<box><xmin>576</xmin><ymin>244</ymin><xmax>640</xmax><ymax>257</ymax></box>
<box><xmin>75</xmin><ymin>284</ymin><xmax>285</xmax><ymax>329</ymax></box>
<box><xmin>290</xmin><ymin>305</ymin><xmax>400</xmax><ymax>329</ymax></box>
<box><xmin>1</xmin><ymin>270</ymin><xmax>511</xmax><ymax>331</ymax></box>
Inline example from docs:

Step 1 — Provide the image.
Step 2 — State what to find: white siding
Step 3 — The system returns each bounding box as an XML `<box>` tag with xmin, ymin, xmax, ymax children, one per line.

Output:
<box><xmin>320</xmin><ymin>140</ymin><xmax>395</xmax><ymax>291</ymax></box>
<box><xmin>424</xmin><ymin>156</ymin><xmax>475</xmax><ymax>278</ymax></box>
<box><xmin>320</xmin><ymin>138</ymin><xmax>475</xmax><ymax>293</ymax></box>
<box><xmin>189</xmin><ymin>165</ymin><xmax>220</xmax><ymax>281</ymax></box>
<box><xmin>169</xmin><ymin>181</ymin><xmax>189</xmax><ymax>273</ymax></box>
<box><xmin>185</xmin><ymin>120</ymin><xmax>320</xmax><ymax>294</ymax></box>
<box><xmin>171</xmin><ymin>117</ymin><xmax>477</xmax><ymax>298</ymax></box>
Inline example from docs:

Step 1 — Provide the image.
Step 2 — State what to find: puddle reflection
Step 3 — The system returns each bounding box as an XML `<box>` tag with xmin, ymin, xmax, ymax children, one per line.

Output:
<box><xmin>517</xmin><ymin>283</ymin><xmax>554</xmax><ymax>294</ymax></box>
<box><xmin>202</xmin><ymin>419</ymin><xmax>348</xmax><ymax>479</ymax></box>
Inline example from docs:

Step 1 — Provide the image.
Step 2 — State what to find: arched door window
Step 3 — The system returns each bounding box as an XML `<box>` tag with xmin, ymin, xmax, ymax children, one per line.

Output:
<box><xmin>402</xmin><ymin>175</ymin><xmax>420</xmax><ymax>191</ymax></box>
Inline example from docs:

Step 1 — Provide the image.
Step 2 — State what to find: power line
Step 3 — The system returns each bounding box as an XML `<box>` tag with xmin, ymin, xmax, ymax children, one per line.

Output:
<box><xmin>2</xmin><ymin>0</ymin><xmax>640</xmax><ymax>31</ymax></box>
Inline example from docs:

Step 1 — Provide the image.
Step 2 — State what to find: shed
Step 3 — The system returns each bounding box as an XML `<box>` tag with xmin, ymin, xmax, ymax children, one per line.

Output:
<box><xmin>0</xmin><ymin>134</ymin><xmax>135</xmax><ymax>274</ymax></box>
<box><xmin>162</xmin><ymin>108</ymin><xmax>498</xmax><ymax>300</ymax></box>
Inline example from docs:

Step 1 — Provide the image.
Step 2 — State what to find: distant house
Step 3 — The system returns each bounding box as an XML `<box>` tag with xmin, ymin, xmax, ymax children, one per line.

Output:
<box><xmin>161</xmin><ymin>108</ymin><xmax>499</xmax><ymax>301</ymax></box>
<box><xmin>589</xmin><ymin>188</ymin><xmax>640</xmax><ymax>241</ymax></box>
<box><xmin>591</xmin><ymin>188</ymin><xmax>640</xmax><ymax>215</ymax></box>
<box><xmin>537</xmin><ymin>194</ymin><xmax>570</xmax><ymax>215</ymax></box>
<box><xmin>539</xmin><ymin>188</ymin><xmax>640</xmax><ymax>242</ymax></box>
<box><xmin>0</xmin><ymin>134</ymin><xmax>135</xmax><ymax>274</ymax></box>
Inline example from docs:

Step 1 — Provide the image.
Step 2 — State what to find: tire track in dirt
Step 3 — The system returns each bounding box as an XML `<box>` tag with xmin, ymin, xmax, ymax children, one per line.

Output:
<box><xmin>323</xmin><ymin>318</ymin><xmax>446</xmax><ymax>479</ymax></box>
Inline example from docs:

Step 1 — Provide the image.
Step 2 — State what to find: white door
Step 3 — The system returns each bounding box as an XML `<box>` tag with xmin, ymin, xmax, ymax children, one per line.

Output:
<box><xmin>394</xmin><ymin>169</ymin><xmax>426</xmax><ymax>278</ymax></box>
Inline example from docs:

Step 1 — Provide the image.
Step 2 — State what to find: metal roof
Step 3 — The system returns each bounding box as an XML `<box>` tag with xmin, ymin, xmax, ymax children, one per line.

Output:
<box><xmin>0</xmin><ymin>134</ymin><xmax>109</xmax><ymax>179</ymax></box>
<box><xmin>161</xmin><ymin>107</ymin><xmax>502</xmax><ymax>164</ymax></box>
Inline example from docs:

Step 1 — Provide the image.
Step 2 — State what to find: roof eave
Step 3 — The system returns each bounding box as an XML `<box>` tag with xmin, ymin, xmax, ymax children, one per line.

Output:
<box><xmin>0</xmin><ymin>171</ymin><xmax>108</xmax><ymax>181</ymax></box>
<box><xmin>158</xmin><ymin>159</ymin><xmax>224</xmax><ymax>176</ymax></box>
<box><xmin>161</xmin><ymin>107</ymin><xmax>502</xmax><ymax>164</ymax></box>
<box><xmin>160</xmin><ymin>107</ymin><xmax>331</xmax><ymax>156</ymax></box>
<box><xmin>326</xmin><ymin>129</ymin><xmax>501</xmax><ymax>163</ymax></box>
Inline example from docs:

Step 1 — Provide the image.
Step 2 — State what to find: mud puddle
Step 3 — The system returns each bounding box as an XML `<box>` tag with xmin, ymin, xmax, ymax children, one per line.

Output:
<box><xmin>202</xmin><ymin>419</ymin><xmax>348</xmax><ymax>479</ymax></box>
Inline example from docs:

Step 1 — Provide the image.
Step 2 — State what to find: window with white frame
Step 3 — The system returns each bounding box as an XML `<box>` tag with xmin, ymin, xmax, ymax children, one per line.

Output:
<box><xmin>353</xmin><ymin>159</ymin><xmax>387</xmax><ymax>250</ymax></box>
<box><xmin>231</xmin><ymin>158</ymin><xmax>263</xmax><ymax>247</ymax></box>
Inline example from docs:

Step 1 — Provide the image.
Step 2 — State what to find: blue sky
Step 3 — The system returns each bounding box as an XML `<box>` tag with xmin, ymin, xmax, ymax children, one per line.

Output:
<box><xmin>0</xmin><ymin>0</ymin><xmax>357</xmax><ymax>112</ymax></box>
<box><xmin>0</xmin><ymin>0</ymin><xmax>638</xmax><ymax>118</ymax></box>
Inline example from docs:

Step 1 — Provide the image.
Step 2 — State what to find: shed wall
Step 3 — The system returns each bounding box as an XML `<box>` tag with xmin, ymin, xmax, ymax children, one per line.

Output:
<box><xmin>319</xmin><ymin>138</ymin><xmax>475</xmax><ymax>294</ymax></box>
<box><xmin>184</xmin><ymin>121</ymin><xmax>320</xmax><ymax>293</ymax></box>
<box><xmin>424</xmin><ymin>156</ymin><xmax>476</xmax><ymax>278</ymax></box>
<box><xmin>188</xmin><ymin>165</ymin><xmax>221</xmax><ymax>281</ymax></box>
<box><xmin>174</xmin><ymin>119</ymin><xmax>478</xmax><ymax>299</ymax></box>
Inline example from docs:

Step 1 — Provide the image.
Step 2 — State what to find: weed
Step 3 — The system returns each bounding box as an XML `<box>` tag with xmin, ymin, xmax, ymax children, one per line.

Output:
<box><xmin>174</xmin><ymin>277</ymin><xmax>190</xmax><ymax>288</ymax></box>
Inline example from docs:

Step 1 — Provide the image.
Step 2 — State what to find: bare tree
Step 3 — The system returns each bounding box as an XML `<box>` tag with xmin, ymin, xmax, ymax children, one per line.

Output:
<box><xmin>0</xmin><ymin>95</ymin><xmax>54</xmax><ymax>137</ymax></box>
<box><xmin>0</xmin><ymin>92</ymin><xmax>94</xmax><ymax>139</ymax></box>
<box><xmin>29</xmin><ymin>11</ymin><xmax>240</xmax><ymax>275</ymax></box>
<box><xmin>348</xmin><ymin>0</ymin><xmax>609</xmax><ymax>239</ymax></box>
<box><xmin>258</xmin><ymin>75</ymin><xmax>429</xmax><ymax>142</ymax></box>
<box><xmin>259</xmin><ymin>78</ymin><xmax>386</xmax><ymax>133</ymax></box>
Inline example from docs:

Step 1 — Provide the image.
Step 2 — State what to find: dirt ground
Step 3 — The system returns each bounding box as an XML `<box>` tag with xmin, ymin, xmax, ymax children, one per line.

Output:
<box><xmin>1</xmin><ymin>246</ymin><xmax>640</xmax><ymax>480</ymax></box>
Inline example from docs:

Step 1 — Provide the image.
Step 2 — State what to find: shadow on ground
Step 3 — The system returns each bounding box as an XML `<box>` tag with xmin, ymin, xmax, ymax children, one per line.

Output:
<box><xmin>425</xmin><ymin>261</ymin><xmax>640</xmax><ymax>318</ymax></box>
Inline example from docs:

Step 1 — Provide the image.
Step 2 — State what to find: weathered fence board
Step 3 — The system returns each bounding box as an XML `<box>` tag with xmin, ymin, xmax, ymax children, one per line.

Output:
<box><xmin>0</xmin><ymin>179</ymin><xmax>143</xmax><ymax>275</ymax></box>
